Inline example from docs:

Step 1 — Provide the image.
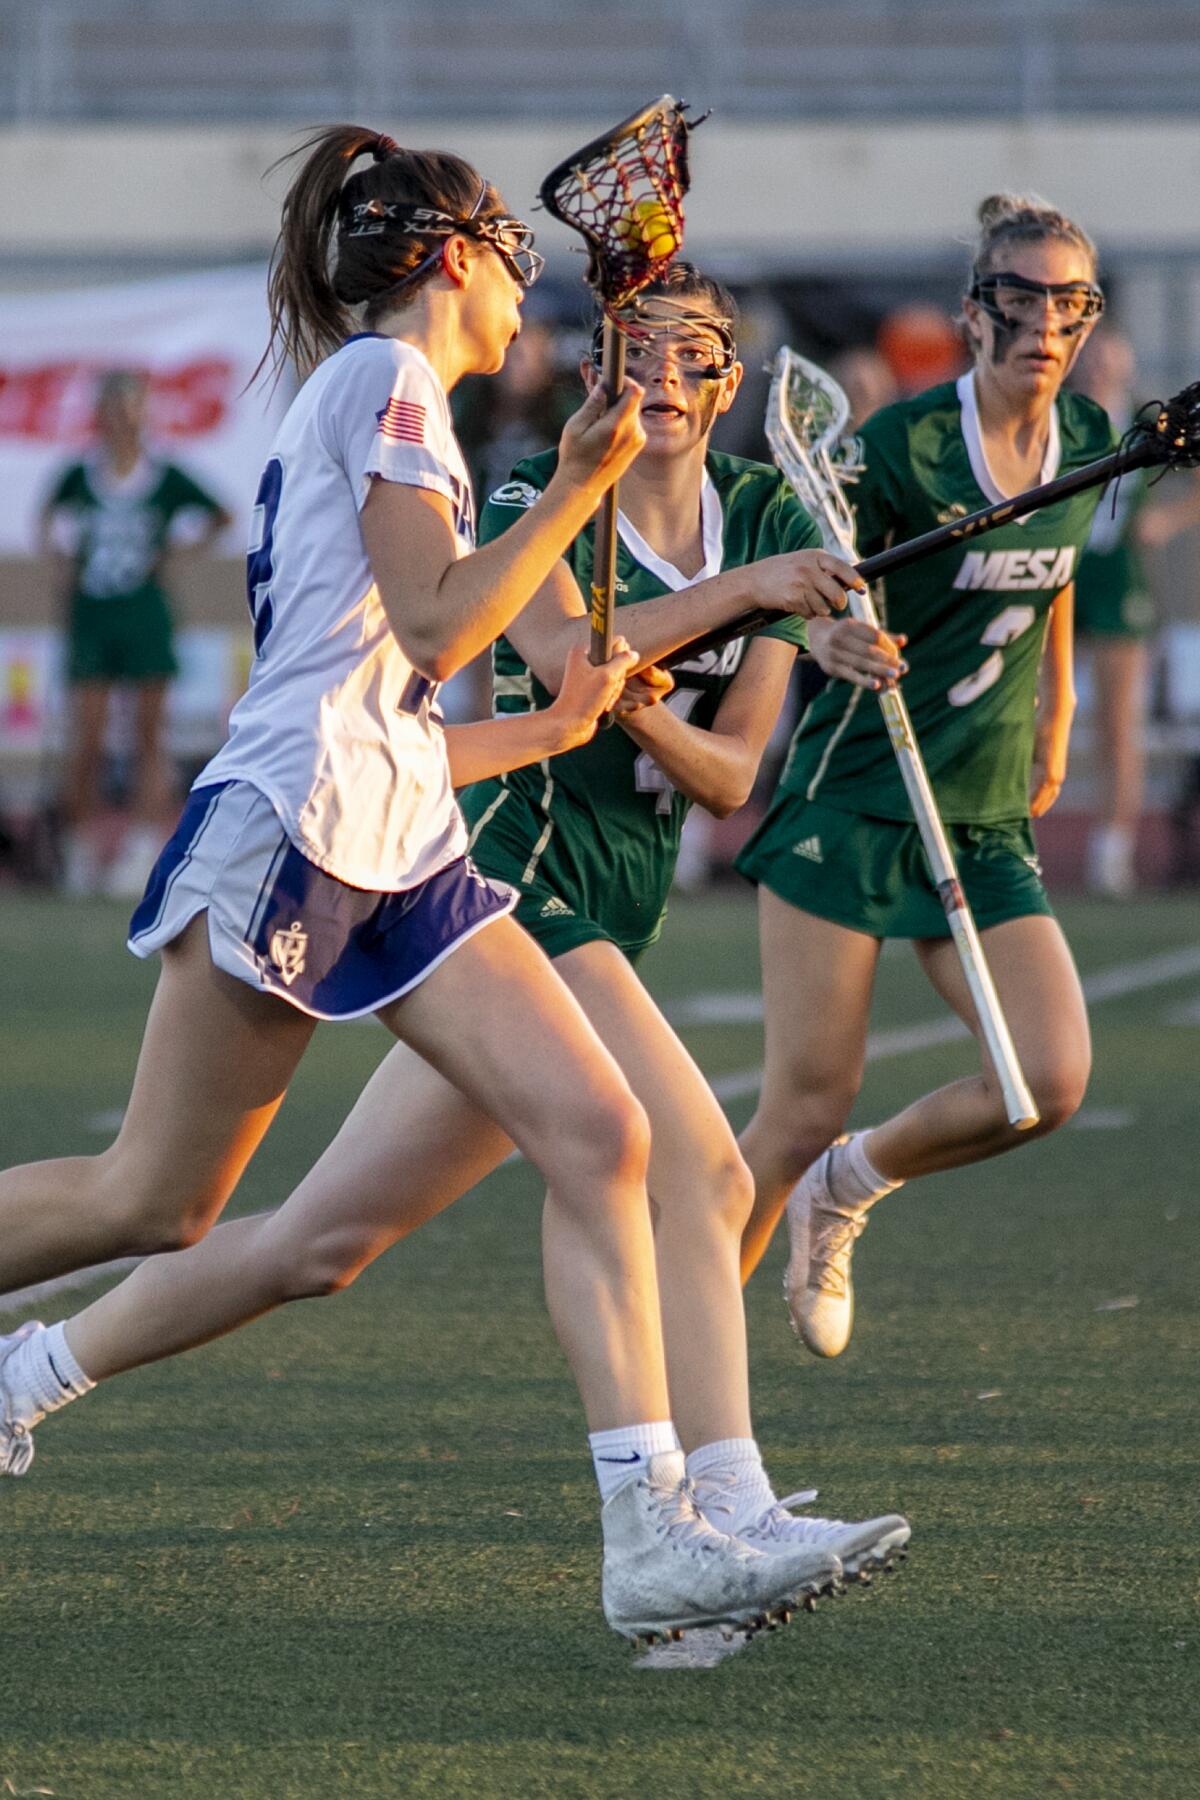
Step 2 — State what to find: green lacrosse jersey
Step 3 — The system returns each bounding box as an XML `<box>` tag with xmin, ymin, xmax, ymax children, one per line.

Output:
<box><xmin>46</xmin><ymin>457</ymin><xmax>224</xmax><ymax>608</ymax></box>
<box><xmin>460</xmin><ymin>447</ymin><xmax>821</xmax><ymax>953</ymax></box>
<box><xmin>779</xmin><ymin>373</ymin><xmax>1116</xmax><ymax>824</ymax></box>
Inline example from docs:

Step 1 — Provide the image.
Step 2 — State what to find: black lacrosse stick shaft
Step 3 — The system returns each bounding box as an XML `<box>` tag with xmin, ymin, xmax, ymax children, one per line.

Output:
<box><xmin>590</xmin><ymin>320</ymin><xmax>626</xmax><ymax>666</ymax></box>
<box><xmin>662</xmin><ymin>432</ymin><xmax>1161</xmax><ymax>670</ymax></box>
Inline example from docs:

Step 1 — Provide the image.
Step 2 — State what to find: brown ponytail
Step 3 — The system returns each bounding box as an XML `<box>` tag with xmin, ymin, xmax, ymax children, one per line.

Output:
<box><xmin>260</xmin><ymin>123</ymin><xmax>505</xmax><ymax>379</ymax></box>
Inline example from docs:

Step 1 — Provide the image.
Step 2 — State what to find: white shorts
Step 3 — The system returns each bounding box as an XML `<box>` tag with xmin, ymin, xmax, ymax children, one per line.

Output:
<box><xmin>128</xmin><ymin>780</ymin><xmax>517</xmax><ymax>1020</ymax></box>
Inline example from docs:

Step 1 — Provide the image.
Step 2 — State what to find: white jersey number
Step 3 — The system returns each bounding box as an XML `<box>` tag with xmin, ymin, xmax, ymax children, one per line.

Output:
<box><xmin>948</xmin><ymin>604</ymin><xmax>1037</xmax><ymax>708</ymax></box>
<box><xmin>634</xmin><ymin>687</ymin><xmax>705</xmax><ymax>813</ymax></box>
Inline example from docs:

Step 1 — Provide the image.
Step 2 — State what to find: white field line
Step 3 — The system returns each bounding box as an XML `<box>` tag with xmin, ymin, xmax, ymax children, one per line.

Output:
<box><xmin>694</xmin><ymin>942</ymin><xmax>1200</xmax><ymax>1103</ymax></box>
<box><xmin>4</xmin><ymin>944</ymin><xmax>1200</xmax><ymax>1318</ymax></box>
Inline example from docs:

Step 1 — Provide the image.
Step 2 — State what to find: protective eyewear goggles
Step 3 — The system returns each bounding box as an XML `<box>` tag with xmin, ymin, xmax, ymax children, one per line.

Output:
<box><xmin>344</xmin><ymin>199</ymin><xmax>544</xmax><ymax>288</ymax></box>
<box><xmin>590</xmin><ymin>306</ymin><xmax>737</xmax><ymax>382</ymax></box>
<box><xmin>970</xmin><ymin>270</ymin><xmax>1105</xmax><ymax>335</ymax></box>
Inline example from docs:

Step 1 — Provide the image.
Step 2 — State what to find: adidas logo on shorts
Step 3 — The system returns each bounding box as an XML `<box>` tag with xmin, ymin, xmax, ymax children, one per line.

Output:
<box><xmin>539</xmin><ymin>897</ymin><xmax>576</xmax><ymax>918</ymax></box>
<box><xmin>791</xmin><ymin>835</ymin><xmax>823</xmax><ymax>863</ymax></box>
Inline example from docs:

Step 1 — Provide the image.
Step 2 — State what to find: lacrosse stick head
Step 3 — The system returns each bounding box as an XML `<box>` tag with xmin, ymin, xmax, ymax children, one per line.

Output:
<box><xmin>1126</xmin><ymin>381</ymin><xmax>1200</xmax><ymax>471</ymax></box>
<box><xmin>538</xmin><ymin>96</ymin><xmax>698</xmax><ymax>314</ymax></box>
<box><xmin>765</xmin><ymin>347</ymin><xmax>860</xmax><ymax>555</ymax></box>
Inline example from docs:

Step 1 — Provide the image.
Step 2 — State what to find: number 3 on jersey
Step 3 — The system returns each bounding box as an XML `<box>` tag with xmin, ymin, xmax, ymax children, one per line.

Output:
<box><xmin>246</xmin><ymin>457</ymin><xmax>283</xmax><ymax>655</ymax></box>
<box><xmin>948</xmin><ymin>604</ymin><xmax>1037</xmax><ymax>708</ymax></box>
<box><xmin>634</xmin><ymin>688</ymin><xmax>704</xmax><ymax>812</ymax></box>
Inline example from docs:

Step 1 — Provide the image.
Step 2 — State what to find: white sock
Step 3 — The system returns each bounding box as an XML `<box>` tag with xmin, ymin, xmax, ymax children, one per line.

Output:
<box><xmin>589</xmin><ymin>1420</ymin><xmax>678</xmax><ymax>1502</ymax></box>
<box><xmin>3</xmin><ymin>1322</ymin><xmax>94</xmax><ymax>1428</ymax></box>
<box><xmin>829</xmin><ymin>1131</ymin><xmax>902</xmax><ymax>1210</ymax></box>
<box><xmin>686</xmin><ymin>1437</ymin><xmax>775</xmax><ymax>1530</ymax></box>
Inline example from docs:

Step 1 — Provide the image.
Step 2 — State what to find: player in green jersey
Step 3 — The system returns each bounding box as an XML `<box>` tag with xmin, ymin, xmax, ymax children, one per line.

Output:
<box><xmin>1072</xmin><ymin>329</ymin><xmax>1200</xmax><ymax>896</ymax></box>
<box><xmin>41</xmin><ymin>369</ymin><xmax>232</xmax><ymax>898</ymax></box>
<box><xmin>448</xmin><ymin>265</ymin><xmax>910</xmax><ymax>1572</ymax></box>
<box><xmin>736</xmin><ymin>195</ymin><xmax>1121</xmax><ymax>1359</ymax></box>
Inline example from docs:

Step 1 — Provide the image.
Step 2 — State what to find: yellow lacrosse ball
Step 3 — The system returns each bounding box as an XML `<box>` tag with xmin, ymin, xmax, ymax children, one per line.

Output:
<box><xmin>615</xmin><ymin>199</ymin><xmax>678</xmax><ymax>260</ymax></box>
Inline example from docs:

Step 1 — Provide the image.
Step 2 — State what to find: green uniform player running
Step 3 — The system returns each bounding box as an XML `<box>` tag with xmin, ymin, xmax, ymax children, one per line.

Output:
<box><xmin>736</xmin><ymin>195</ymin><xmax>1118</xmax><ymax>1368</ymax></box>
<box><xmin>453</xmin><ymin>265</ymin><xmax>910</xmax><ymax>1576</ymax></box>
<box><xmin>738</xmin><ymin>369</ymin><xmax>1115</xmax><ymax>937</ymax></box>
<box><xmin>463</xmin><ymin>447</ymin><xmax>817</xmax><ymax>961</ymax></box>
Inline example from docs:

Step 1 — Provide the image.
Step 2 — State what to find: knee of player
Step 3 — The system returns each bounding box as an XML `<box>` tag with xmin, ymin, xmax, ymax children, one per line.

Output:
<box><xmin>1028</xmin><ymin>1058</ymin><xmax>1091</xmax><ymax>1135</ymax></box>
<box><xmin>577</xmin><ymin>1087</ymin><xmax>652</xmax><ymax>1187</ymax></box>
<box><xmin>705</xmin><ymin>1149</ymin><xmax>756</xmax><ymax>1232</ymax></box>
<box><xmin>764</xmin><ymin>1087</ymin><xmax>857</xmax><ymax>1177</ymax></box>
<box><xmin>256</xmin><ymin>1225</ymin><xmax>370</xmax><ymax>1303</ymax></box>
<box><xmin>93</xmin><ymin>1154</ymin><xmax>217</xmax><ymax>1257</ymax></box>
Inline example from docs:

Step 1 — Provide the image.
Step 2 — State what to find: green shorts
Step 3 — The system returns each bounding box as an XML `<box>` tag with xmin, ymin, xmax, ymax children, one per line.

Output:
<box><xmin>469</xmin><ymin>841</ymin><xmax>657</xmax><ymax>966</ymax></box>
<box><xmin>507</xmin><ymin>881</ymin><xmax>656</xmax><ymax>967</ymax></box>
<box><xmin>736</xmin><ymin>794</ymin><xmax>1052</xmax><ymax>940</ymax></box>
<box><xmin>68</xmin><ymin>591</ymin><xmax>179</xmax><ymax>684</ymax></box>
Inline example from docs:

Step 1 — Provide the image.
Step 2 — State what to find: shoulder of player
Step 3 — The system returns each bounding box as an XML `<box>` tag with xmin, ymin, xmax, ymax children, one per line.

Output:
<box><xmin>704</xmin><ymin>449</ymin><xmax>793</xmax><ymax>514</ymax></box>
<box><xmin>859</xmin><ymin>381</ymin><xmax>962</xmax><ymax>450</ymax></box>
<box><xmin>482</xmin><ymin>447</ymin><xmax>558</xmax><ymax>513</ymax></box>
<box><xmin>1057</xmin><ymin>387</ymin><xmax>1119</xmax><ymax>458</ymax></box>
<box><xmin>322</xmin><ymin>332</ymin><xmax>450</xmax><ymax>411</ymax></box>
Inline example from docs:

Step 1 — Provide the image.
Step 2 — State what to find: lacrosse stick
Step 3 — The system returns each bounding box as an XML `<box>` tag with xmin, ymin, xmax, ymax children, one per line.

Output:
<box><xmin>769</xmin><ymin>349</ymin><xmax>1038</xmax><ymax>1129</ymax></box>
<box><xmin>664</xmin><ymin>373</ymin><xmax>1200</xmax><ymax>668</ymax></box>
<box><xmin>539</xmin><ymin>96</ymin><xmax>698</xmax><ymax>664</ymax></box>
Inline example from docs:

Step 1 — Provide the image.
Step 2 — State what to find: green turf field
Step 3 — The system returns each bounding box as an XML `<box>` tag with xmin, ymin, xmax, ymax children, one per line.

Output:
<box><xmin>1</xmin><ymin>890</ymin><xmax>1198</xmax><ymax>1798</ymax></box>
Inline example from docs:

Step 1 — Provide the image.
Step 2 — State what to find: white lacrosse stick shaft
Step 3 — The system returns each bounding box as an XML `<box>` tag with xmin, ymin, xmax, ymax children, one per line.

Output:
<box><xmin>767</xmin><ymin>349</ymin><xmax>1038</xmax><ymax>1130</ymax></box>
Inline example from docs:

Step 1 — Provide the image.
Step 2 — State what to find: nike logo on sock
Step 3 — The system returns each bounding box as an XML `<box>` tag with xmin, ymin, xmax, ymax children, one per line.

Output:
<box><xmin>597</xmin><ymin>1452</ymin><xmax>642</xmax><ymax>1463</ymax></box>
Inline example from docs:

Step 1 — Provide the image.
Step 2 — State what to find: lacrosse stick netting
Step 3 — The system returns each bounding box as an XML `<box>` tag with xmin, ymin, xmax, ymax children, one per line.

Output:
<box><xmin>539</xmin><ymin>97</ymin><xmax>697</xmax><ymax>659</ymax></box>
<box><xmin>766</xmin><ymin>348</ymin><xmax>1038</xmax><ymax>1130</ymax></box>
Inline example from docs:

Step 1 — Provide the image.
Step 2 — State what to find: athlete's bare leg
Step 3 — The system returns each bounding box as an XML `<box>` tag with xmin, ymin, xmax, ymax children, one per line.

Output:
<box><xmin>71</xmin><ymin>937</ymin><xmax>753</xmax><ymax>1446</ymax></box>
<box><xmin>130</xmin><ymin>678</ymin><xmax>174</xmax><ymax>826</ymax></box>
<box><xmin>739</xmin><ymin>893</ymin><xmax>881</xmax><ymax>1280</ymax></box>
<box><xmin>64</xmin><ymin>917</ymin><xmax>667</xmax><ymax>1431</ymax></box>
<box><xmin>0</xmin><ymin>916</ymin><xmax>314</xmax><ymax>1292</ymax></box>
<box><xmin>739</xmin><ymin>900</ymin><xmax>1091</xmax><ymax>1282</ymax></box>
<box><xmin>863</xmin><ymin>913</ymin><xmax>1091</xmax><ymax>1179</ymax></box>
<box><xmin>67</xmin><ymin>1046</ymin><xmax>511</xmax><ymax>1376</ymax></box>
<box><xmin>63</xmin><ymin>681</ymin><xmax>110</xmax><ymax>827</ymax></box>
<box><xmin>1087</xmin><ymin>638</ymin><xmax>1147</xmax><ymax>893</ymax></box>
<box><xmin>554</xmin><ymin>941</ymin><xmax>753</xmax><ymax>1451</ymax></box>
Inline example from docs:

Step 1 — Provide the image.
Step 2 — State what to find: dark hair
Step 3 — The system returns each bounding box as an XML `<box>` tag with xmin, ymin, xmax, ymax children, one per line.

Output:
<box><xmin>969</xmin><ymin>192</ymin><xmax>1097</xmax><ymax>285</ymax></box>
<box><xmin>606</xmin><ymin>259</ymin><xmax>738</xmax><ymax>335</ymax></box>
<box><xmin>262</xmin><ymin>124</ymin><xmax>506</xmax><ymax>376</ymax></box>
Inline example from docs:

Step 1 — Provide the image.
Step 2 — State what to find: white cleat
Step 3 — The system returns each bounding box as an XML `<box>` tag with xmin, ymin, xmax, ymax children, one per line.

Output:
<box><xmin>784</xmin><ymin>1141</ymin><xmax>870</xmax><ymax>1358</ymax></box>
<box><xmin>601</xmin><ymin>1451</ymin><xmax>842</xmax><ymax>1643</ymax></box>
<box><xmin>738</xmin><ymin>1492</ymin><xmax>911</xmax><ymax>1584</ymax></box>
<box><xmin>0</xmin><ymin>1320</ymin><xmax>46</xmax><ymax>1477</ymax></box>
<box><xmin>692</xmin><ymin>1468</ymin><xmax>910</xmax><ymax>1588</ymax></box>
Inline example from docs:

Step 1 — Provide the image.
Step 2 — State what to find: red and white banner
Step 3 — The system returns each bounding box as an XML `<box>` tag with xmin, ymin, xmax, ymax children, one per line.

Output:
<box><xmin>0</xmin><ymin>266</ymin><xmax>290</xmax><ymax>553</ymax></box>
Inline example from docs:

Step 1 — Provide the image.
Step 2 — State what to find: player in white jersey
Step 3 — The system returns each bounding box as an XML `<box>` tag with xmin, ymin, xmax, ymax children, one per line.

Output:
<box><xmin>0</xmin><ymin>126</ymin><xmax>849</xmax><ymax>1642</ymax></box>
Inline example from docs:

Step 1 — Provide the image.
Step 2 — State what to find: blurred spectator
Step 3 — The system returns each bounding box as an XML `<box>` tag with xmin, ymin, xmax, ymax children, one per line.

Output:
<box><xmin>1073</xmin><ymin>328</ymin><xmax>1200</xmax><ymax>895</ymax></box>
<box><xmin>828</xmin><ymin>345</ymin><xmax>900</xmax><ymax>430</ymax></box>
<box><xmin>40</xmin><ymin>369</ymin><xmax>231</xmax><ymax>897</ymax></box>
<box><xmin>877</xmin><ymin>302</ymin><xmax>965</xmax><ymax>395</ymax></box>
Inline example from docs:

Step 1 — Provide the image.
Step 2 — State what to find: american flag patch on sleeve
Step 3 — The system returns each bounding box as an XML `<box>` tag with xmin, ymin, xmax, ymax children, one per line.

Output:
<box><xmin>378</xmin><ymin>398</ymin><xmax>426</xmax><ymax>444</ymax></box>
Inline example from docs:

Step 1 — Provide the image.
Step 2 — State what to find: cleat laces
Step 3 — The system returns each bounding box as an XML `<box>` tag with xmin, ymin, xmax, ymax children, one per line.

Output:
<box><xmin>646</xmin><ymin>1473</ymin><xmax>745</xmax><ymax>1558</ymax></box>
<box><xmin>1</xmin><ymin>1421</ymin><xmax>33</xmax><ymax>1477</ymax></box>
<box><xmin>692</xmin><ymin>1468</ymin><xmax>844</xmax><ymax>1546</ymax></box>
<box><xmin>809</xmin><ymin>1206</ymin><xmax>868</xmax><ymax>1297</ymax></box>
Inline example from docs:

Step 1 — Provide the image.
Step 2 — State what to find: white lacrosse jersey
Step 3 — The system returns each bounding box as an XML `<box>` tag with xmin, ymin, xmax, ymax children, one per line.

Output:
<box><xmin>199</xmin><ymin>334</ymin><xmax>475</xmax><ymax>891</ymax></box>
